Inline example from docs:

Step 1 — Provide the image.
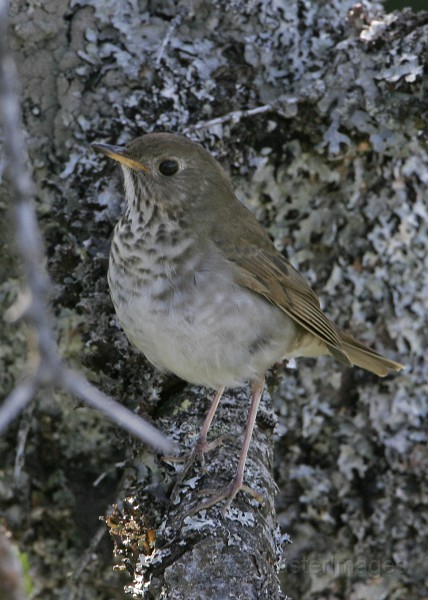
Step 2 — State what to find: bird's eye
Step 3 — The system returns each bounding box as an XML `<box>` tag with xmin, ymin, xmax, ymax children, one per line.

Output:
<box><xmin>159</xmin><ymin>160</ymin><xmax>179</xmax><ymax>176</ymax></box>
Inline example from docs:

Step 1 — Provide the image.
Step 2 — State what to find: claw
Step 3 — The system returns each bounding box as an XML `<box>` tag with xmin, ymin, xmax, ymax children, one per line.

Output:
<box><xmin>168</xmin><ymin>432</ymin><xmax>229</xmax><ymax>501</ymax></box>
<box><xmin>187</xmin><ymin>477</ymin><xmax>264</xmax><ymax>516</ymax></box>
<box><xmin>168</xmin><ymin>386</ymin><xmax>227</xmax><ymax>503</ymax></box>
<box><xmin>170</xmin><ymin>378</ymin><xmax>266</xmax><ymax>514</ymax></box>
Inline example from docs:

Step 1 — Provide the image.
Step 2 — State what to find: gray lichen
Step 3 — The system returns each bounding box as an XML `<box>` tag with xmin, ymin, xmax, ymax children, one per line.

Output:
<box><xmin>1</xmin><ymin>0</ymin><xmax>427</xmax><ymax>598</ymax></box>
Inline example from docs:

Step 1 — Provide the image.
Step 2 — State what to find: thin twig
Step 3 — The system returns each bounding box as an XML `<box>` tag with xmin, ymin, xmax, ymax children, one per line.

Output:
<box><xmin>0</xmin><ymin>0</ymin><xmax>174</xmax><ymax>454</ymax></box>
<box><xmin>183</xmin><ymin>95</ymin><xmax>299</xmax><ymax>133</ymax></box>
<box><xmin>155</xmin><ymin>8</ymin><xmax>187</xmax><ymax>67</ymax></box>
<box><xmin>186</xmin><ymin>104</ymin><xmax>274</xmax><ymax>131</ymax></box>
<box><xmin>61</xmin><ymin>369</ymin><xmax>173</xmax><ymax>453</ymax></box>
<box><xmin>0</xmin><ymin>377</ymin><xmax>39</xmax><ymax>435</ymax></box>
<box><xmin>13</xmin><ymin>401</ymin><xmax>36</xmax><ymax>486</ymax></box>
<box><xmin>69</xmin><ymin>525</ymin><xmax>107</xmax><ymax>594</ymax></box>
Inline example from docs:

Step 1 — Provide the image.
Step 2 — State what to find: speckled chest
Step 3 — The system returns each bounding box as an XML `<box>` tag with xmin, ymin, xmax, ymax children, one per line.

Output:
<box><xmin>107</xmin><ymin>208</ymin><xmax>299</xmax><ymax>388</ymax></box>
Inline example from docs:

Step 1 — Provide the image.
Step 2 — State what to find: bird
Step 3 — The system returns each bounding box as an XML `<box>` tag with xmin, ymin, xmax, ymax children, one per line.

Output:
<box><xmin>92</xmin><ymin>132</ymin><xmax>404</xmax><ymax>512</ymax></box>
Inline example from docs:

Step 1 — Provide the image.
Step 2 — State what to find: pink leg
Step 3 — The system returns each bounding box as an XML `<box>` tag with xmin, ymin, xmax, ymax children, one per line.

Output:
<box><xmin>189</xmin><ymin>377</ymin><xmax>265</xmax><ymax>515</ymax></box>
<box><xmin>222</xmin><ymin>377</ymin><xmax>265</xmax><ymax>510</ymax></box>
<box><xmin>194</xmin><ymin>385</ymin><xmax>225</xmax><ymax>453</ymax></box>
<box><xmin>170</xmin><ymin>386</ymin><xmax>225</xmax><ymax>500</ymax></box>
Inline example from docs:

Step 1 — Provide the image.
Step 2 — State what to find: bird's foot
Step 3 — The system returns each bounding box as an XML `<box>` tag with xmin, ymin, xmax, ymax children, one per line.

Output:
<box><xmin>188</xmin><ymin>475</ymin><xmax>264</xmax><ymax>516</ymax></box>
<box><xmin>167</xmin><ymin>434</ymin><xmax>234</xmax><ymax>502</ymax></box>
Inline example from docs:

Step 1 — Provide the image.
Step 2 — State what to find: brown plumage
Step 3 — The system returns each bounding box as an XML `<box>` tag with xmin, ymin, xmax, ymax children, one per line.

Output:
<box><xmin>93</xmin><ymin>132</ymin><xmax>404</xmax><ymax>512</ymax></box>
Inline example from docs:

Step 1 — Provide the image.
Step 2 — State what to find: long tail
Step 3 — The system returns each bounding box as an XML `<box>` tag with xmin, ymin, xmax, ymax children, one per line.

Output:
<box><xmin>338</xmin><ymin>330</ymin><xmax>404</xmax><ymax>377</ymax></box>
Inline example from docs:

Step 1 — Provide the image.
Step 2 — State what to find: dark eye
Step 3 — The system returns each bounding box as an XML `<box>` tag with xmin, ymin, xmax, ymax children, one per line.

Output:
<box><xmin>159</xmin><ymin>160</ymin><xmax>179</xmax><ymax>176</ymax></box>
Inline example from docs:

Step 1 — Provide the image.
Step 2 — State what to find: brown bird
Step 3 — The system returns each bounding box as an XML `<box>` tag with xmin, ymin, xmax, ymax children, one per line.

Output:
<box><xmin>92</xmin><ymin>133</ymin><xmax>404</xmax><ymax>512</ymax></box>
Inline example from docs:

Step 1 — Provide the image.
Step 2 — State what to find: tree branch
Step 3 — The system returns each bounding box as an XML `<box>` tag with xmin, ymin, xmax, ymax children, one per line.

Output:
<box><xmin>0</xmin><ymin>0</ymin><xmax>173</xmax><ymax>454</ymax></box>
<box><xmin>104</xmin><ymin>386</ymin><xmax>286</xmax><ymax>599</ymax></box>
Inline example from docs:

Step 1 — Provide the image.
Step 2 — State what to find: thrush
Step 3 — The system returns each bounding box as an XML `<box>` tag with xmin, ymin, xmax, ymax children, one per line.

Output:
<box><xmin>92</xmin><ymin>133</ymin><xmax>404</xmax><ymax>512</ymax></box>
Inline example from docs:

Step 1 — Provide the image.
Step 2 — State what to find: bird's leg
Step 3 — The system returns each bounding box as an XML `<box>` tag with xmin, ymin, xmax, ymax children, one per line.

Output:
<box><xmin>189</xmin><ymin>377</ymin><xmax>265</xmax><ymax>515</ymax></box>
<box><xmin>191</xmin><ymin>384</ymin><xmax>226</xmax><ymax>461</ymax></box>
<box><xmin>169</xmin><ymin>386</ymin><xmax>225</xmax><ymax>501</ymax></box>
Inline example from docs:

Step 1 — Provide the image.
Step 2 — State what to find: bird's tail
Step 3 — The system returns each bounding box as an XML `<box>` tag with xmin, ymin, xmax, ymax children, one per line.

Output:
<box><xmin>338</xmin><ymin>330</ymin><xmax>404</xmax><ymax>377</ymax></box>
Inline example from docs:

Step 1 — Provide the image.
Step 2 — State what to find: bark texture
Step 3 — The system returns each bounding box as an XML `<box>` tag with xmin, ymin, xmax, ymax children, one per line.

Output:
<box><xmin>1</xmin><ymin>1</ymin><xmax>427</xmax><ymax>599</ymax></box>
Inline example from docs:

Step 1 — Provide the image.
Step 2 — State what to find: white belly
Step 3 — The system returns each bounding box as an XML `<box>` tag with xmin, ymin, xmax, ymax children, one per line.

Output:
<box><xmin>108</xmin><ymin>253</ymin><xmax>300</xmax><ymax>389</ymax></box>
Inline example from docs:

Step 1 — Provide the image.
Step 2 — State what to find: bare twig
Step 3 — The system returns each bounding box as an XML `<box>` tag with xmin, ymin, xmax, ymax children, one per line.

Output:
<box><xmin>69</xmin><ymin>525</ymin><xmax>107</xmax><ymax>599</ymax></box>
<box><xmin>0</xmin><ymin>377</ymin><xmax>38</xmax><ymax>434</ymax></box>
<box><xmin>186</xmin><ymin>104</ymin><xmax>275</xmax><ymax>131</ymax></box>
<box><xmin>183</xmin><ymin>95</ymin><xmax>298</xmax><ymax>132</ymax></box>
<box><xmin>0</xmin><ymin>0</ymin><xmax>174</xmax><ymax>454</ymax></box>
<box><xmin>13</xmin><ymin>401</ymin><xmax>35</xmax><ymax>486</ymax></box>
<box><xmin>60</xmin><ymin>369</ymin><xmax>172</xmax><ymax>452</ymax></box>
<box><xmin>155</xmin><ymin>7</ymin><xmax>188</xmax><ymax>67</ymax></box>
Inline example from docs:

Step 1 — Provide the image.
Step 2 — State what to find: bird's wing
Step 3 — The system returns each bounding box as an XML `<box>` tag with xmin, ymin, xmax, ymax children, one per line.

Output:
<box><xmin>219</xmin><ymin>243</ymin><xmax>351</xmax><ymax>365</ymax></box>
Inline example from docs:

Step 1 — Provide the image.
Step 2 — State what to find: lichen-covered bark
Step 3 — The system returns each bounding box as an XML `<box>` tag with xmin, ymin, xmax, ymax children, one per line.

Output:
<box><xmin>105</xmin><ymin>386</ymin><xmax>283</xmax><ymax>599</ymax></box>
<box><xmin>1</xmin><ymin>0</ymin><xmax>427</xmax><ymax>599</ymax></box>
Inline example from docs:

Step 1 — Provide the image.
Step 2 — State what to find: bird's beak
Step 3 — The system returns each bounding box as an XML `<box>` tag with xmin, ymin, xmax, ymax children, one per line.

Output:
<box><xmin>92</xmin><ymin>142</ymin><xmax>150</xmax><ymax>173</ymax></box>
